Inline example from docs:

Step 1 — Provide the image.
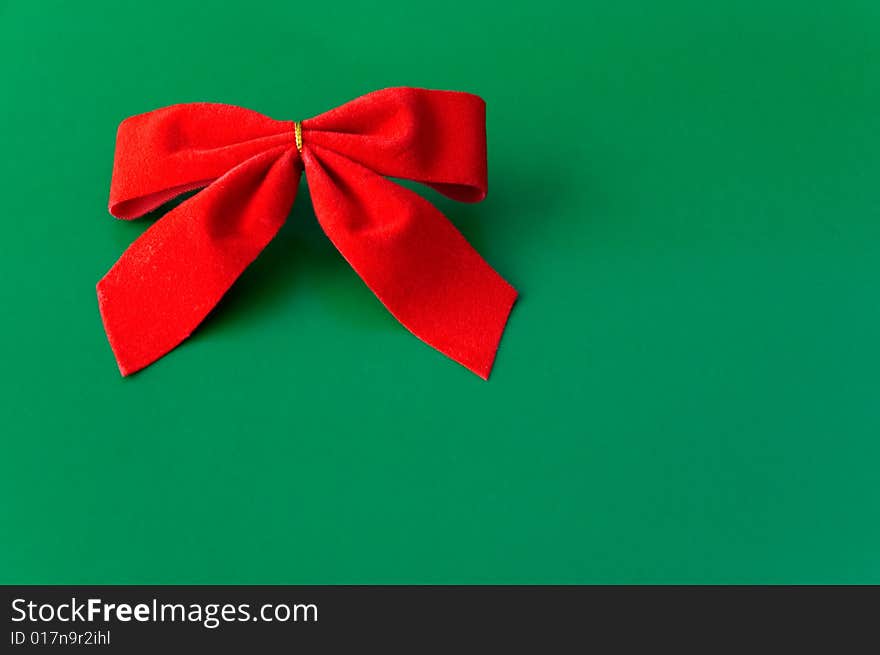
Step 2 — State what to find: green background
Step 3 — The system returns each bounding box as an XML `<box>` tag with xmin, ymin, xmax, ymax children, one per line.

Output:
<box><xmin>2</xmin><ymin>0</ymin><xmax>879</xmax><ymax>583</ymax></box>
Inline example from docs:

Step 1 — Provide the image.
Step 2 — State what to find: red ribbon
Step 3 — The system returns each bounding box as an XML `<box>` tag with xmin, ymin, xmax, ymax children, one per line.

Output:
<box><xmin>97</xmin><ymin>87</ymin><xmax>517</xmax><ymax>378</ymax></box>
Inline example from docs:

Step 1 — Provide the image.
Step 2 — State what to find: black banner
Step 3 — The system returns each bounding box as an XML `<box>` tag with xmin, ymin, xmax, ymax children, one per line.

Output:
<box><xmin>2</xmin><ymin>586</ymin><xmax>875</xmax><ymax>651</ymax></box>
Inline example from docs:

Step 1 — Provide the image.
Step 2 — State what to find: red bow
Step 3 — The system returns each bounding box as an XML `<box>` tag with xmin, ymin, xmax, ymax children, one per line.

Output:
<box><xmin>97</xmin><ymin>87</ymin><xmax>517</xmax><ymax>378</ymax></box>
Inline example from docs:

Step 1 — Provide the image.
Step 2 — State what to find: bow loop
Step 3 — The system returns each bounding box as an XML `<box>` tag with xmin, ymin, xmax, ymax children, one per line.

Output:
<box><xmin>303</xmin><ymin>87</ymin><xmax>487</xmax><ymax>202</ymax></box>
<box><xmin>109</xmin><ymin>103</ymin><xmax>295</xmax><ymax>219</ymax></box>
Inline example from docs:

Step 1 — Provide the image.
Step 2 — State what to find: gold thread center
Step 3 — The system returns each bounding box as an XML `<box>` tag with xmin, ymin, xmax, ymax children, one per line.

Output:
<box><xmin>294</xmin><ymin>121</ymin><xmax>303</xmax><ymax>153</ymax></box>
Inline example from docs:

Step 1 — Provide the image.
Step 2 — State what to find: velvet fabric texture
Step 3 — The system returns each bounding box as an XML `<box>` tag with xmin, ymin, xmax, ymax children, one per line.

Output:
<box><xmin>98</xmin><ymin>87</ymin><xmax>518</xmax><ymax>378</ymax></box>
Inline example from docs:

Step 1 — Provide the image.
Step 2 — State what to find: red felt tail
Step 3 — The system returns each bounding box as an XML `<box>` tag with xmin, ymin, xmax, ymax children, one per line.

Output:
<box><xmin>303</xmin><ymin>144</ymin><xmax>517</xmax><ymax>378</ymax></box>
<box><xmin>98</xmin><ymin>148</ymin><xmax>300</xmax><ymax>375</ymax></box>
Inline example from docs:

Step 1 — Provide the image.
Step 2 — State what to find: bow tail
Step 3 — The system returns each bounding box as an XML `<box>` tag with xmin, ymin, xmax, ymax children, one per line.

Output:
<box><xmin>97</xmin><ymin>148</ymin><xmax>300</xmax><ymax>375</ymax></box>
<box><xmin>303</xmin><ymin>145</ymin><xmax>517</xmax><ymax>379</ymax></box>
